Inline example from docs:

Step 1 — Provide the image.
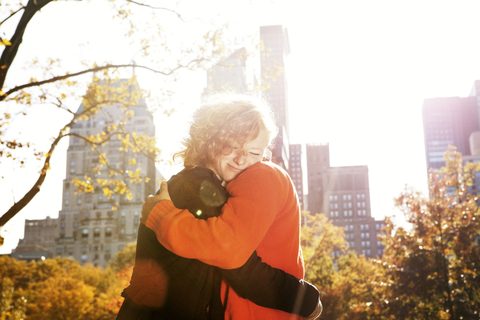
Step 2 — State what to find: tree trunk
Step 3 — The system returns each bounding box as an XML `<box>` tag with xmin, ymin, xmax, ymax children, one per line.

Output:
<box><xmin>0</xmin><ymin>0</ymin><xmax>53</xmax><ymax>93</ymax></box>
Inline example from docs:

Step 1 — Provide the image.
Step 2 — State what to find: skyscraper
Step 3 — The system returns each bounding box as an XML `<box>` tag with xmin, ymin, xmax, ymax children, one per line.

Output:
<box><xmin>203</xmin><ymin>47</ymin><xmax>247</xmax><ymax>95</ymax></box>
<box><xmin>53</xmin><ymin>79</ymin><xmax>158</xmax><ymax>267</ymax></box>
<box><xmin>306</xmin><ymin>143</ymin><xmax>385</xmax><ymax>258</ymax></box>
<box><xmin>289</xmin><ymin>144</ymin><xmax>304</xmax><ymax>209</ymax></box>
<box><xmin>260</xmin><ymin>25</ymin><xmax>290</xmax><ymax>169</ymax></box>
<box><xmin>306</xmin><ymin>143</ymin><xmax>330</xmax><ymax>216</ymax></box>
<box><xmin>422</xmin><ymin>95</ymin><xmax>478</xmax><ymax>170</ymax></box>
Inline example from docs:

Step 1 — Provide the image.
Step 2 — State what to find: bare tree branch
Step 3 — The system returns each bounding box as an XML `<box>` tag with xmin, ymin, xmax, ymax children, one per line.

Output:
<box><xmin>126</xmin><ymin>0</ymin><xmax>184</xmax><ymax>20</ymax></box>
<box><xmin>0</xmin><ymin>6</ymin><xmax>26</xmax><ymax>26</ymax></box>
<box><xmin>0</xmin><ymin>118</ymin><xmax>71</xmax><ymax>227</ymax></box>
<box><xmin>0</xmin><ymin>59</ymin><xmax>209</xmax><ymax>101</ymax></box>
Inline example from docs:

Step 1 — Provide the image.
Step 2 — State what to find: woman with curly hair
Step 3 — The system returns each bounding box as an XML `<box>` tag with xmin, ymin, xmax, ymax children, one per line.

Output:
<box><xmin>117</xmin><ymin>92</ymin><xmax>322</xmax><ymax>320</ymax></box>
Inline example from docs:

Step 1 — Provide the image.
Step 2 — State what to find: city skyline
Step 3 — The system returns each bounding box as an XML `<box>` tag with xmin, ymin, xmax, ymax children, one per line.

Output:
<box><xmin>5</xmin><ymin>1</ymin><xmax>480</xmax><ymax>253</ymax></box>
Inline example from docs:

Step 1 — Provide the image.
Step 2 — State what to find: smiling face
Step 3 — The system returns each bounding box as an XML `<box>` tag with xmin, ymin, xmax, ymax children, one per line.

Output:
<box><xmin>212</xmin><ymin>129</ymin><xmax>269</xmax><ymax>183</ymax></box>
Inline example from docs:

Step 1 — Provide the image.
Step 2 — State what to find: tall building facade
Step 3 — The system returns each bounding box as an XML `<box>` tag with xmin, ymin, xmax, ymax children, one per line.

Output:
<box><xmin>306</xmin><ymin>143</ymin><xmax>330</xmax><ymax>216</ymax></box>
<box><xmin>306</xmin><ymin>144</ymin><xmax>385</xmax><ymax>258</ymax></box>
<box><xmin>423</xmin><ymin>95</ymin><xmax>478</xmax><ymax>170</ymax></box>
<box><xmin>260</xmin><ymin>25</ymin><xmax>290</xmax><ymax>170</ymax></box>
<box><xmin>289</xmin><ymin>144</ymin><xmax>304</xmax><ymax>209</ymax></box>
<box><xmin>203</xmin><ymin>47</ymin><xmax>247</xmax><ymax>95</ymax></box>
<box><xmin>54</xmin><ymin>79</ymin><xmax>157</xmax><ymax>267</ymax></box>
<box><xmin>11</xmin><ymin>217</ymin><xmax>57</xmax><ymax>262</ymax></box>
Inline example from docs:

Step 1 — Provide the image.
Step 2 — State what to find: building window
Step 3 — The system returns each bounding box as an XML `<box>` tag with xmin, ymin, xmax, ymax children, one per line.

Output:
<box><xmin>82</xmin><ymin>228</ymin><xmax>89</xmax><ymax>239</ymax></box>
<box><xmin>94</xmin><ymin>228</ymin><xmax>100</xmax><ymax>240</ymax></box>
<box><xmin>81</xmin><ymin>255</ymin><xmax>88</xmax><ymax>262</ymax></box>
<box><xmin>105</xmin><ymin>227</ymin><xmax>112</xmax><ymax>238</ymax></box>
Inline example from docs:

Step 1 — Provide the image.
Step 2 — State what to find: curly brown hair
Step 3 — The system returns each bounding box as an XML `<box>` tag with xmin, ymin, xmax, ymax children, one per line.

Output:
<box><xmin>174</xmin><ymin>92</ymin><xmax>278</xmax><ymax>169</ymax></box>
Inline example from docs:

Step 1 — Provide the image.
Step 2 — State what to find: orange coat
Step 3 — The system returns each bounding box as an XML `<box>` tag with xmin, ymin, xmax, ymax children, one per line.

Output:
<box><xmin>147</xmin><ymin>161</ymin><xmax>304</xmax><ymax>320</ymax></box>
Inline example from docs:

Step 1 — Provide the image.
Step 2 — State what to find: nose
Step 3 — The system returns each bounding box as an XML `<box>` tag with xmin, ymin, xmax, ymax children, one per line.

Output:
<box><xmin>233</xmin><ymin>153</ymin><xmax>247</xmax><ymax>166</ymax></box>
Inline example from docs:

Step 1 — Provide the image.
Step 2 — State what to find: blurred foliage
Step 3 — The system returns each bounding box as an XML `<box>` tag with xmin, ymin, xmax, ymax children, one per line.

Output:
<box><xmin>0</xmin><ymin>245</ymin><xmax>134</xmax><ymax>319</ymax></box>
<box><xmin>303</xmin><ymin>147</ymin><xmax>480</xmax><ymax>319</ymax></box>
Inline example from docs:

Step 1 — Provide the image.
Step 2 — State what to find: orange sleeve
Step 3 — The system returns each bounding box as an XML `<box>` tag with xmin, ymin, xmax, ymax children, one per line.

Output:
<box><xmin>145</xmin><ymin>163</ymin><xmax>283</xmax><ymax>269</ymax></box>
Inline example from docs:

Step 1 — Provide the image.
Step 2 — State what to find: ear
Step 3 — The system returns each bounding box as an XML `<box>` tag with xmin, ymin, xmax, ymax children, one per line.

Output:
<box><xmin>263</xmin><ymin>149</ymin><xmax>272</xmax><ymax>161</ymax></box>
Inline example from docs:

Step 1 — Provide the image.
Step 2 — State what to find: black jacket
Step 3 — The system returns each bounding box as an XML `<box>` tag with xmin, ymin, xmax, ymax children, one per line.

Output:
<box><xmin>117</xmin><ymin>167</ymin><xmax>319</xmax><ymax>320</ymax></box>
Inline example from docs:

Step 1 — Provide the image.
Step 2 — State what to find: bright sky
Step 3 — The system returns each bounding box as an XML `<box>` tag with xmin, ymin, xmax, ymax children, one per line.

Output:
<box><xmin>3</xmin><ymin>0</ymin><xmax>480</xmax><ymax>253</ymax></box>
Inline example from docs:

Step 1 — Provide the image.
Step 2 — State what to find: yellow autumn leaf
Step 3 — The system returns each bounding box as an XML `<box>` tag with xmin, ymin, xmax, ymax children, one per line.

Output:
<box><xmin>1</xmin><ymin>39</ymin><xmax>11</xmax><ymax>46</ymax></box>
